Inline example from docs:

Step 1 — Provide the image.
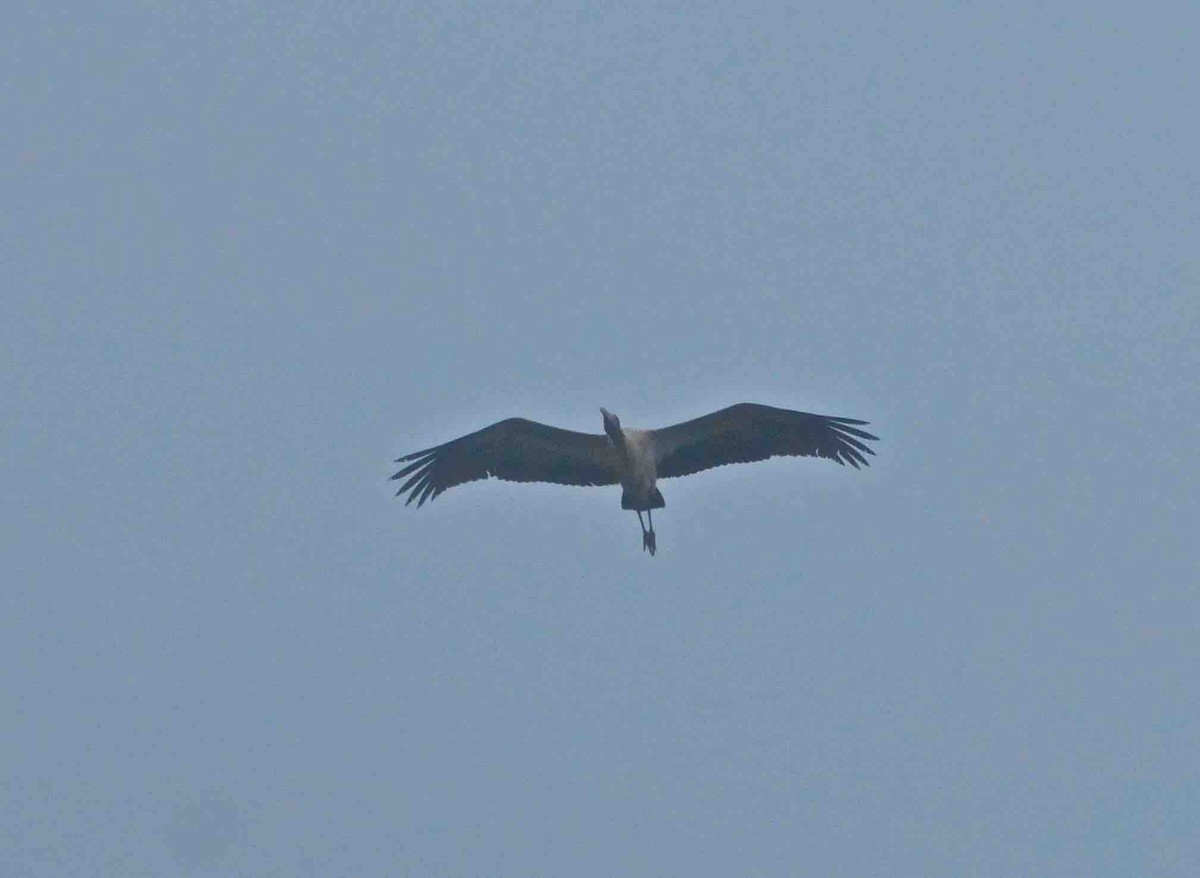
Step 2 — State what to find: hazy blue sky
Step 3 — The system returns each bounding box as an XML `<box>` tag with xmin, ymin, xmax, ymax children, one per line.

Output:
<box><xmin>4</xmin><ymin>3</ymin><xmax>1198</xmax><ymax>875</ymax></box>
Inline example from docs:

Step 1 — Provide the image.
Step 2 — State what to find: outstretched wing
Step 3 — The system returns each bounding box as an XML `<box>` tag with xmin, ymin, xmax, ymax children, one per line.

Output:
<box><xmin>391</xmin><ymin>418</ymin><xmax>618</xmax><ymax>507</ymax></box>
<box><xmin>651</xmin><ymin>403</ymin><xmax>878</xmax><ymax>479</ymax></box>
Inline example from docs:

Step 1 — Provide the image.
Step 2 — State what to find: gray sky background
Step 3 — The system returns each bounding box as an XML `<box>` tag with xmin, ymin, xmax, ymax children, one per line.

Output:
<box><xmin>4</xmin><ymin>3</ymin><xmax>1198</xmax><ymax>876</ymax></box>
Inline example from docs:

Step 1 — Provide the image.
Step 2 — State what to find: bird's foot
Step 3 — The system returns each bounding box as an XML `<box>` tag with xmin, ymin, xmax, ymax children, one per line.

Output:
<box><xmin>642</xmin><ymin>528</ymin><xmax>657</xmax><ymax>556</ymax></box>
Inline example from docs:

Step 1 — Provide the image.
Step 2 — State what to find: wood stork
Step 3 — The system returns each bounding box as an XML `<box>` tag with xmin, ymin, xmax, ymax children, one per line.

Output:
<box><xmin>391</xmin><ymin>403</ymin><xmax>878</xmax><ymax>556</ymax></box>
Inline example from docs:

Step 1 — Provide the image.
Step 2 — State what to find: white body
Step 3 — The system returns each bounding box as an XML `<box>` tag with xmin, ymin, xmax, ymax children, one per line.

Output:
<box><xmin>613</xmin><ymin>427</ymin><xmax>658</xmax><ymax>499</ymax></box>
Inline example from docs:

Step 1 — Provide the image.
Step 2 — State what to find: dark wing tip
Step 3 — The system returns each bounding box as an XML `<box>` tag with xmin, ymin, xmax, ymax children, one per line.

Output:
<box><xmin>394</xmin><ymin>445</ymin><xmax>435</xmax><ymax>464</ymax></box>
<box><xmin>827</xmin><ymin>417</ymin><xmax>879</xmax><ymax>442</ymax></box>
<box><xmin>825</xmin><ymin>417</ymin><xmax>880</xmax><ymax>469</ymax></box>
<box><xmin>390</xmin><ymin>446</ymin><xmax>441</xmax><ymax>505</ymax></box>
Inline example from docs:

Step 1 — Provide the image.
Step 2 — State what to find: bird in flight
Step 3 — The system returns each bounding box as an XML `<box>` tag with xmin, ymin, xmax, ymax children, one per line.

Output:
<box><xmin>391</xmin><ymin>403</ymin><xmax>878</xmax><ymax>556</ymax></box>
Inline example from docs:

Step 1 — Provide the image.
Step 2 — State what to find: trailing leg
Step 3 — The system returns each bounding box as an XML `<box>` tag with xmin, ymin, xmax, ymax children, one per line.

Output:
<box><xmin>636</xmin><ymin>511</ymin><xmax>656</xmax><ymax>556</ymax></box>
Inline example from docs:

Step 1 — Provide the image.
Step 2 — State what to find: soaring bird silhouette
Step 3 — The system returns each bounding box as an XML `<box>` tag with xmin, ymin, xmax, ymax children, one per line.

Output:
<box><xmin>392</xmin><ymin>403</ymin><xmax>878</xmax><ymax>556</ymax></box>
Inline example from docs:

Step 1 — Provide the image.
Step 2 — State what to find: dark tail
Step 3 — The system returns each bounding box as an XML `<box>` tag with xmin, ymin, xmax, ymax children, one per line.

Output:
<box><xmin>621</xmin><ymin>487</ymin><xmax>666</xmax><ymax>510</ymax></box>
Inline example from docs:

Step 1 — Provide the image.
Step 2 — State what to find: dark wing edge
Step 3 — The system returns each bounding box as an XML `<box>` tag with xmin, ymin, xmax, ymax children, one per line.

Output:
<box><xmin>652</xmin><ymin>403</ymin><xmax>879</xmax><ymax>480</ymax></box>
<box><xmin>391</xmin><ymin>418</ymin><xmax>618</xmax><ymax>507</ymax></box>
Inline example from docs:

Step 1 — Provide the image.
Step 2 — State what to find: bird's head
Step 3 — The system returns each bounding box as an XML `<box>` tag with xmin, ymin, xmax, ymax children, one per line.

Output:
<box><xmin>600</xmin><ymin>407</ymin><xmax>621</xmax><ymax>440</ymax></box>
